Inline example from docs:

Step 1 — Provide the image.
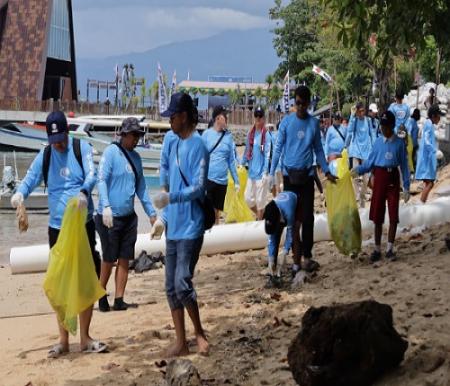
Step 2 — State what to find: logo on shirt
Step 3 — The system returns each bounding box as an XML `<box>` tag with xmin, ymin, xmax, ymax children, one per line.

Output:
<box><xmin>297</xmin><ymin>130</ymin><xmax>305</xmax><ymax>139</ymax></box>
<box><xmin>277</xmin><ymin>192</ymin><xmax>288</xmax><ymax>202</ymax></box>
<box><xmin>60</xmin><ymin>167</ymin><xmax>70</xmax><ymax>178</ymax></box>
<box><xmin>397</xmin><ymin>111</ymin><xmax>406</xmax><ymax>119</ymax></box>
<box><xmin>385</xmin><ymin>152</ymin><xmax>393</xmax><ymax>160</ymax></box>
<box><xmin>125</xmin><ymin>164</ymin><xmax>133</xmax><ymax>174</ymax></box>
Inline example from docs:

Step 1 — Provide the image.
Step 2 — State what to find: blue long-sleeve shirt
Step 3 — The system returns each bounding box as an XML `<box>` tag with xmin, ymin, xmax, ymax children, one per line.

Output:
<box><xmin>369</xmin><ymin>117</ymin><xmax>380</xmax><ymax>139</ymax></box>
<box><xmin>267</xmin><ymin>191</ymin><xmax>297</xmax><ymax>257</ymax></box>
<box><xmin>388</xmin><ymin>103</ymin><xmax>411</xmax><ymax>132</ymax></box>
<box><xmin>405</xmin><ymin>117</ymin><xmax>419</xmax><ymax>148</ymax></box>
<box><xmin>269</xmin><ymin>112</ymin><xmax>329</xmax><ymax>176</ymax></box>
<box><xmin>160</xmin><ymin>130</ymin><xmax>178</xmax><ymax>189</ymax></box>
<box><xmin>97</xmin><ymin>143</ymin><xmax>156</xmax><ymax>218</ymax></box>
<box><xmin>167</xmin><ymin>132</ymin><xmax>209</xmax><ymax>240</ymax></box>
<box><xmin>325</xmin><ymin>124</ymin><xmax>348</xmax><ymax>157</ymax></box>
<box><xmin>345</xmin><ymin>115</ymin><xmax>374</xmax><ymax>161</ymax></box>
<box><xmin>356</xmin><ymin>135</ymin><xmax>410</xmax><ymax>190</ymax></box>
<box><xmin>241</xmin><ymin>128</ymin><xmax>270</xmax><ymax>180</ymax></box>
<box><xmin>18</xmin><ymin>137</ymin><xmax>96</xmax><ymax>229</ymax></box>
<box><xmin>202</xmin><ymin>128</ymin><xmax>239</xmax><ymax>186</ymax></box>
<box><xmin>415</xmin><ymin>119</ymin><xmax>437</xmax><ymax>181</ymax></box>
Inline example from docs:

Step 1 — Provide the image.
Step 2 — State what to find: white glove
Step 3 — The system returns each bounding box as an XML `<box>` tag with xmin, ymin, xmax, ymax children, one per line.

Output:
<box><xmin>404</xmin><ymin>191</ymin><xmax>410</xmax><ymax>203</ymax></box>
<box><xmin>102</xmin><ymin>206</ymin><xmax>114</xmax><ymax>229</ymax></box>
<box><xmin>235</xmin><ymin>185</ymin><xmax>240</xmax><ymax>194</ymax></box>
<box><xmin>350</xmin><ymin>167</ymin><xmax>359</xmax><ymax>179</ymax></box>
<box><xmin>153</xmin><ymin>192</ymin><xmax>170</xmax><ymax>209</ymax></box>
<box><xmin>436</xmin><ymin>150</ymin><xmax>444</xmax><ymax>160</ymax></box>
<box><xmin>77</xmin><ymin>191</ymin><xmax>88</xmax><ymax>210</ymax></box>
<box><xmin>10</xmin><ymin>192</ymin><xmax>24</xmax><ymax>209</ymax></box>
<box><xmin>150</xmin><ymin>217</ymin><xmax>165</xmax><ymax>240</ymax></box>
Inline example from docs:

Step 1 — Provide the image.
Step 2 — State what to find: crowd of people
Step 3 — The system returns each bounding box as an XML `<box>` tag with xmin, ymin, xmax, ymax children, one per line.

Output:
<box><xmin>9</xmin><ymin>84</ymin><xmax>445</xmax><ymax>358</ymax></box>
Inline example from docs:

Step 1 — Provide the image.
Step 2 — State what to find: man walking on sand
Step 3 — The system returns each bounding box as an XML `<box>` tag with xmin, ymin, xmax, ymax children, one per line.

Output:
<box><xmin>11</xmin><ymin>111</ymin><xmax>107</xmax><ymax>358</ymax></box>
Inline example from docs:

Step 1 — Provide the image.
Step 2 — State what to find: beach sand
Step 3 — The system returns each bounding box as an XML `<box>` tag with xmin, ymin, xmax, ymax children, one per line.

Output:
<box><xmin>0</xmin><ymin>219</ymin><xmax>449</xmax><ymax>385</ymax></box>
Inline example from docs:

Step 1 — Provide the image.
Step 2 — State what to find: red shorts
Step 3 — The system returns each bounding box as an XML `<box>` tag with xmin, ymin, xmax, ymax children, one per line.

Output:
<box><xmin>369</xmin><ymin>167</ymin><xmax>400</xmax><ymax>224</ymax></box>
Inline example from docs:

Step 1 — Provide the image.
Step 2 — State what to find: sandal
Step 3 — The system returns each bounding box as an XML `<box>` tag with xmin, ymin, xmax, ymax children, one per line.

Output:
<box><xmin>47</xmin><ymin>343</ymin><xmax>69</xmax><ymax>359</ymax></box>
<box><xmin>82</xmin><ymin>340</ymin><xmax>108</xmax><ymax>354</ymax></box>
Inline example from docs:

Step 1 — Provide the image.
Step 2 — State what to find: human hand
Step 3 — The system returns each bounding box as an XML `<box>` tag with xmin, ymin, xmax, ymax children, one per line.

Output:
<box><xmin>350</xmin><ymin>167</ymin><xmax>359</xmax><ymax>179</ymax></box>
<box><xmin>351</xmin><ymin>105</ymin><xmax>357</xmax><ymax>115</ymax></box>
<box><xmin>149</xmin><ymin>215</ymin><xmax>156</xmax><ymax>226</ymax></box>
<box><xmin>10</xmin><ymin>192</ymin><xmax>24</xmax><ymax>209</ymax></box>
<box><xmin>153</xmin><ymin>192</ymin><xmax>170</xmax><ymax>209</ymax></box>
<box><xmin>263</xmin><ymin>173</ymin><xmax>273</xmax><ymax>187</ymax></box>
<box><xmin>150</xmin><ymin>217</ymin><xmax>165</xmax><ymax>240</ymax></box>
<box><xmin>102</xmin><ymin>206</ymin><xmax>114</xmax><ymax>228</ymax></box>
<box><xmin>77</xmin><ymin>191</ymin><xmax>88</xmax><ymax>210</ymax></box>
<box><xmin>326</xmin><ymin>172</ymin><xmax>338</xmax><ymax>184</ymax></box>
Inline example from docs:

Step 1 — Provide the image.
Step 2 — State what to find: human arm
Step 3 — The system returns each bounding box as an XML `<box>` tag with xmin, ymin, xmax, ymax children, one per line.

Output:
<box><xmin>355</xmin><ymin>143</ymin><xmax>377</xmax><ymax>175</ymax></box>
<box><xmin>228</xmin><ymin>138</ymin><xmax>240</xmax><ymax>187</ymax></box>
<box><xmin>17</xmin><ymin>150</ymin><xmax>45</xmax><ymax>199</ymax></box>
<box><xmin>269</xmin><ymin>120</ymin><xmax>286</xmax><ymax>176</ymax></box>
<box><xmin>263</xmin><ymin>131</ymin><xmax>271</xmax><ymax>175</ymax></box>
<box><xmin>398</xmin><ymin>140</ymin><xmax>410</xmax><ymax>191</ymax></box>
<box><xmin>96</xmin><ymin>149</ymin><xmax>113</xmax><ymax>209</ymax></box>
<box><xmin>345</xmin><ymin>115</ymin><xmax>355</xmax><ymax>148</ymax></box>
<box><xmin>159</xmin><ymin>133</ymin><xmax>172</xmax><ymax>190</ymax></box>
<box><xmin>135</xmin><ymin>157</ymin><xmax>157</xmax><ymax>218</ymax></box>
<box><xmin>80</xmin><ymin>142</ymin><xmax>97</xmax><ymax>195</ymax></box>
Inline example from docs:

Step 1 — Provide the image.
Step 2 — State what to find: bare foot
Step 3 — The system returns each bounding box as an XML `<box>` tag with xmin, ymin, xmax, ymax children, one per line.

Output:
<box><xmin>164</xmin><ymin>341</ymin><xmax>190</xmax><ymax>358</ymax></box>
<box><xmin>196</xmin><ymin>334</ymin><xmax>209</xmax><ymax>356</ymax></box>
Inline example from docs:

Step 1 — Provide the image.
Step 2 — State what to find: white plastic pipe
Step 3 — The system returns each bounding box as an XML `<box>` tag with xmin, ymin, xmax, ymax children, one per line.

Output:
<box><xmin>9</xmin><ymin>198</ymin><xmax>450</xmax><ymax>274</ymax></box>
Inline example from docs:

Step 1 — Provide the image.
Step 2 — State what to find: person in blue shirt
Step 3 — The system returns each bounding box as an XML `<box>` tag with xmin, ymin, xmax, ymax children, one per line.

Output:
<box><xmin>263</xmin><ymin>191</ymin><xmax>297</xmax><ymax>288</ymax></box>
<box><xmin>152</xmin><ymin>93</ymin><xmax>210</xmax><ymax>357</ymax></box>
<box><xmin>270</xmin><ymin>86</ymin><xmax>336</xmax><ymax>277</ymax></box>
<box><xmin>351</xmin><ymin>111</ymin><xmax>410</xmax><ymax>263</ymax></box>
<box><xmin>95</xmin><ymin>117</ymin><xmax>157</xmax><ymax>312</ymax></box>
<box><xmin>388</xmin><ymin>90</ymin><xmax>411</xmax><ymax>133</ymax></box>
<box><xmin>241</xmin><ymin>106</ymin><xmax>271</xmax><ymax>220</ymax></box>
<box><xmin>325</xmin><ymin>112</ymin><xmax>347</xmax><ymax>162</ymax></box>
<box><xmin>369</xmin><ymin>103</ymin><xmax>381</xmax><ymax>139</ymax></box>
<box><xmin>405</xmin><ymin>108</ymin><xmax>420</xmax><ymax>169</ymax></box>
<box><xmin>11</xmin><ymin>111</ymin><xmax>107</xmax><ymax>358</ymax></box>
<box><xmin>202</xmin><ymin>105</ymin><xmax>239</xmax><ymax>223</ymax></box>
<box><xmin>415</xmin><ymin>104</ymin><xmax>444</xmax><ymax>203</ymax></box>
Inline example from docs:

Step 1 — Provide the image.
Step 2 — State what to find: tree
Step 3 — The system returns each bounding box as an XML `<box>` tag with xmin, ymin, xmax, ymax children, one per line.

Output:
<box><xmin>268</xmin><ymin>84</ymin><xmax>283</xmax><ymax>109</ymax></box>
<box><xmin>265</xmin><ymin>74</ymin><xmax>274</xmax><ymax>92</ymax></box>
<box><xmin>254</xmin><ymin>87</ymin><xmax>264</xmax><ymax>105</ymax></box>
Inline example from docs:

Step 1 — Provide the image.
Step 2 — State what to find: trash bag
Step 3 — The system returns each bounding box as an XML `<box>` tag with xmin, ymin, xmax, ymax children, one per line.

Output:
<box><xmin>223</xmin><ymin>166</ymin><xmax>254</xmax><ymax>223</ymax></box>
<box><xmin>43</xmin><ymin>198</ymin><xmax>105</xmax><ymax>335</ymax></box>
<box><xmin>325</xmin><ymin>150</ymin><xmax>362</xmax><ymax>256</ymax></box>
<box><xmin>406</xmin><ymin>134</ymin><xmax>414</xmax><ymax>173</ymax></box>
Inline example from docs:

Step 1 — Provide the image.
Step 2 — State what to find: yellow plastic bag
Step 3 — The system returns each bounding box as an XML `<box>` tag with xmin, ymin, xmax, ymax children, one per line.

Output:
<box><xmin>406</xmin><ymin>134</ymin><xmax>414</xmax><ymax>173</ymax></box>
<box><xmin>43</xmin><ymin>198</ymin><xmax>105</xmax><ymax>335</ymax></box>
<box><xmin>325</xmin><ymin>150</ymin><xmax>362</xmax><ymax>256</ymax></box>
<box><xmin>223</xmin><ymin>167</ymin><xmax>254</xmax><ymax>223</ymax></box>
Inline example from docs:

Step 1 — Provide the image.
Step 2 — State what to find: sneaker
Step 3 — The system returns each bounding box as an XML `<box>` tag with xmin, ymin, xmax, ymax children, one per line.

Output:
<box><xmin>385</xmin><ymin>250</ymin><xmax>397</xmax><ymax>261</ymax></box>
<box><xmin>272</xmin><ymin>276</ymin><xmax>282</xmax><ymax>289</ymax></box>
<box><xmin>98</xmin><ymin>295</ymin><xmax>110</xmax><ymax>312</ymax></box>
<box><xmin>113</xmin><ymin>298</ymin><xmax>138</xmax><ymax>311</ymax></box>
<box><xmin>264</xmin><ymin>275</ymin><xmax>275</xmax><ymax>289</ymax></box>
<box><xmin>369</xmin><ymin>250</ymin><xmax>382</xmax><ymax>263</ymax></box>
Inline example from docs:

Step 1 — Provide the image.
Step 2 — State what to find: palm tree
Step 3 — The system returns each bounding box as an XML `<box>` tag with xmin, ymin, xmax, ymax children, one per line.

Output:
<box><xmin>254</xmin><ymin>86</ymin><xmax>264</xmax><ymax>105</ymax></box>
<box><xmin>265</xmin><ymin>74</ymin><xmax>274</xmax><ymax>92</ymax></box>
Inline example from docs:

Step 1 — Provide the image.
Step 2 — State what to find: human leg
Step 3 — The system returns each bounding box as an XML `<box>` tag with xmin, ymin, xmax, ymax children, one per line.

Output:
<box><xmin>420</xmin><ymin>180</ymin><xmax>434</xmax><ymax>203</ymax></box>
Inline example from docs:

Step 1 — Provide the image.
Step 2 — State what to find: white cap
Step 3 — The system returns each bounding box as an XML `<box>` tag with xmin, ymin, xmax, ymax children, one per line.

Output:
<box><xmin>369</xmin><ymin>103</ymin><xmax>378</xmax><ymax>113</ymax></box>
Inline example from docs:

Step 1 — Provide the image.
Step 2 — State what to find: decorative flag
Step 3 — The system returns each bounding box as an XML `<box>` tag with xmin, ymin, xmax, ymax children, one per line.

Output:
<box><xmin>158</xmin><ymin>62</ymin><xmax>168</xmax><ymax>114</ymax></box>
<box><xmin>170</xmin><ymin>70</ymin><xmax>177</xmax><ymax>99</ymax></box>
<box><xmin>312</xmin><ymin>65</ymin><xmax>333</xmax><ymax>83</ymax></box>
<box><xmin>114</xmin><ymin>64</ymin><xmax>119</xmax><ymax>83</ymax></box>
<box><xmin>187</xmin><ymin>70</ymin><xmax>191</xmax><ymax>81</ymax></box>
<box><xmin>283</xmin><ymin>71</ymin><xmax>290</xmax><ymax>113</ymax></box>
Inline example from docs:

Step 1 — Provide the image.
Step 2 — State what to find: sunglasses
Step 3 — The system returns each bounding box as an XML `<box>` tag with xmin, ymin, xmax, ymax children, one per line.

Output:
<box><xmin>254</xmin><ymin>114</ymin><xmax>264</xmax><ymax>119</ymax></box>
<box><xmin>295</xmin><ymin>99</ymin><xmax>309</xmax><ymax>107</ymax></box>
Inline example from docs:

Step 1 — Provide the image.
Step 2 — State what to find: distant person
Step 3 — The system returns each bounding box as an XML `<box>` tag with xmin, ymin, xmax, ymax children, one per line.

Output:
<box><xmin>95</xmin><ymin>117</ymin><xmax>157</xmax><ymax>312</ymax></box>
<box><xmin>388</xmin><ymin>90</ymin><xmax>411</xmax><ymax>133</ymax></box>
<box><xmin>415</xmin><ymin>104</ymin><xmax>445</xmax><ymax>203</ymax></box>
<box><xmin>342</xmin><ymin>117</ymin><xmax>349</xmax><ymax>129</ymax></box>
<box><xmin>368</xmin><ymin>103</ymin><xmax>381</xmax><ymax>138</ymax></box>
<box><xmin>10</xmin><ymin>111</ymin><xmax>107</xmax><ymax>357</ymax></box>
<box><xmin>405</xmin><ymin>108</ymin><xmax>421</xmax><ymax>170</ymax></box>
<box><xmin>270</xmin><ymin>86</ymin><xmax>336</xmax><ymax>278</ymax></box>
<box><xmin>202</xmin><ymin>106</ymin><xmax>239</xmax><ymax>223</ymax></box>
<box><xmin>425</xmin><ymin>88</ymin><xmax>440</xmax><ymax>110</ymax></box>
<box><xmin>241</xmin><ymin>106</ymin><xmax>271</xmax><ymax>220</ymax></box>
<box><xmin>325</xmin><ymin>112</ymin><xmax>347</xmax><ymax>162</ymax></box>
<box><xmin>153</xmin><ymin>93</ymin><xmax>210</xmax><ymax>357</ymax></box>
<box><xmin>351</xmin><ymin>111</ymin><xmax>410</xmax><ymax>262</ymax></box>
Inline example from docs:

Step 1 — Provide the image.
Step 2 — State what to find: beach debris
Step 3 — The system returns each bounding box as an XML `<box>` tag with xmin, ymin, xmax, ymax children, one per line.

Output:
<box><xmin>101</xmin><ymin>362</ymin><xmax>120</xmax><ymax>371</ymax></box>
<box><xmin>288</xmin><ymin>300</ymin><xmax>408</xmax><ymax>386</ymax></box>
<box><xmin>165</xmin><ymin>359</ymin><xmax>201</xmax><ymax>386</ymax></box>
<box><xmin>155</xmin><ymin>360</ymin><xmax>167</xmax><ymax>368</ymax></box>
<box><xmin>130</xmin><ymin>251</ymin><xmax>165</xmax><ymax>273</ymax></box>
<box><xmin>16</xmin><ymin>203</ymin><xmax>28</xmax><ymax>233</ymax></box>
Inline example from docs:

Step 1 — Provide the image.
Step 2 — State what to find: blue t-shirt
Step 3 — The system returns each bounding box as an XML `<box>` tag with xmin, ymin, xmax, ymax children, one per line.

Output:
<box><xmin>97</xmin><ymin>143</ymin><xmax>156</xmax><ymax>218</ymax></box>
<box><xmin>415</xmin><ymin>119</ymin><xmax>437</xmax><ymax>181</ymax></box>
<box><xmin>345</xmin><ymin>115</ymin><xmax>374</xmax><ymax>160</ymax></box>
<box><xmin>388</xmin><ymin>103</ymin><xmax>411</xmax><ymax>132</ymax></box>
<box><xmin>241</xmin><ymin>128</ymin><xmax>271</xmax><ymax>180</ymax></box>
<box><xmin>325</xmin><ymin>124</ymin><xmax>348</xmax><ymax>157</ymax></box>
<box><xmin>18</xmin><ymin>137</ymin><xmax>97</xmax><ymax>229</ymax></box>
<box><xmin>202</xmin><ymin>128</ymin><xmax>239</xmax><ymax>186</ymax></box>
<box><xmin>167</xmin><ymin>132</ymin><xmax>209</xmax><ymax>240</ymax></box>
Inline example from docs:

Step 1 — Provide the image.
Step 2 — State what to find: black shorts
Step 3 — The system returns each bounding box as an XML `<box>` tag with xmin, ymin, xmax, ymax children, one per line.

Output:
<box><xmin>48</xmin><ymin>219</ymin><xmax>101</xmax><ymax>277</ymax></box>
<box><xmin>95</xmin><ymin>212</ymin><xmax>138</xmax><ymax>263</ymax></box>
<box><xmin>206</xmin><ymin>179</ymin><xmax>227</xmax><ymax>211</ymax></box>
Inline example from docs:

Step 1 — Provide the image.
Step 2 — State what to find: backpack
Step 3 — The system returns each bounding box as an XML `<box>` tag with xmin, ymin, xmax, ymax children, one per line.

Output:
<box><xmin>42</xmin><ymin>137</ymin><xmax>84</xmax><ymax>189</ymax></box>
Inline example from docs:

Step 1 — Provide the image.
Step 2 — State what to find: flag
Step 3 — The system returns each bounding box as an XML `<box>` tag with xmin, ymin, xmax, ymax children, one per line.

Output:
<box><xmin>187</xmin><ymin>70</ymin><xmax>191</xmax><ymax>81</ymax></box>
<box><xmin>283</xmin><ymin>71</ymin><xmax>290</xmax><ymax>113</ymax></box>
<box><xmin>114</xmin><ymin>64</ymin><xmax>119</xmax><ymax>83</ymax></box>
<box><xmin>312</xmin><ymin>65</ymin><xmax>333</xmax><ymax>83</ymax></box>
<box><xmin>158</xmin><ymin>62</ymin><xmax>168</xmax><ymax>114</ymax></box>
<box><xmin>170</xmin><ymin>70</ymin><xmax>177</xmax><ymax>99</ymax></box>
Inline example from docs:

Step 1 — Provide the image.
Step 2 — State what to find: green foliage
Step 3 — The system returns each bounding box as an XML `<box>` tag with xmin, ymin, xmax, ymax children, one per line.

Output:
<box><xmin>417</xmin><ymin>36</ymin><xmax>450</xmax><ymax>84</ymax></box>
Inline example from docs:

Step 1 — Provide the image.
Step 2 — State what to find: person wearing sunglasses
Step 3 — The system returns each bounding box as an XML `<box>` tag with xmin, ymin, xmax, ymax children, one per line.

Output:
<box><xmin>269</xmin><ymin>86</ymin><xmax>337</xmax><ymax>278</ymax></box>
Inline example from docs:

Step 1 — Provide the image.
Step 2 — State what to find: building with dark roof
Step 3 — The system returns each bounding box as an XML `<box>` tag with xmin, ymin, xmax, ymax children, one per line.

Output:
<box><xmin>0</xmin><ymin>0</ymin><xmax>77</xmax><ymax>102</ymax></box>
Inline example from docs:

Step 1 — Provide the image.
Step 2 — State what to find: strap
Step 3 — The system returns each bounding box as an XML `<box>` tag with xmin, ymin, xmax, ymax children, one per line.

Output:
<box><xmin>113</xmin><ymin>142</ymin><xmax>139</xmax><ymax>189</ymax></box>
<box><xmin>209</xmin><ymin>130</ymin><xmax>226</xmax><ymax>154</ymax></box>
<box><xmin>334</xmin><ymin>126</ymin><xmax>345</xmax><ymax>142</ymax></box>
<box><xmin>176</xmin><ymin>140</ymin><xmax>190</xmax><ymax>187</ymax></box>
<box><xmin>73</xmin><ymin>138</ymin><xmax>84</xmax><ymax>173</ymax></box>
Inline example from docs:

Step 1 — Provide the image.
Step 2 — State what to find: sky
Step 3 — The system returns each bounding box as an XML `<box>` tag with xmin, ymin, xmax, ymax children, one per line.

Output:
<box><xmin>73</xmin><ymin>0</ymin><xmax>277</xmax><ymax>58</ymax></box>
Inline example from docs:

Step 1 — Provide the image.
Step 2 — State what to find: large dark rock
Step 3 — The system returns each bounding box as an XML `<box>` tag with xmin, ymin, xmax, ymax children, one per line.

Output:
<box><xmin>288</xmin><ymin>300</ymin><xmax>408</xmax><ymax>386</ymax></box>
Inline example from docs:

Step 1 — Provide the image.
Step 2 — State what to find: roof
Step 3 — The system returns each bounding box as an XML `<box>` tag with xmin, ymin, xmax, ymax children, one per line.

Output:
<box><xmin>178</xmin><ymin>80</ymin><xmax>270</xmax><ymax>92</ymax></box>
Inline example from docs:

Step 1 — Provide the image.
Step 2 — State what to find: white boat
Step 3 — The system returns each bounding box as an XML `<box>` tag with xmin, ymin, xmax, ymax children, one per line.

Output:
<box><xmin>0</xmin><ymin>123</ymin><xmax>47</xmax><ymax>152</ymax></box>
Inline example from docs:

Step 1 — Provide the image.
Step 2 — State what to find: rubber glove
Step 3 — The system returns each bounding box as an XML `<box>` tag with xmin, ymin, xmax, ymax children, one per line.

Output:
<box><xmin>153</xmin><ymin>192</ymin><xmax>170</xmax><ymax>209</ymax></box>
<box><xmin>10</xmin><ymin>192</ymin><xmax>24</xmax><ymax>209</ymax></box>
<box><xmin>263</xmin><ymin>173</ymin><xmax>273</xmax><ymax>187</ymax></box>
<box><xmin>102</xmin><ymin>206</ymin><xmax>114</xmax><ymax>228</ymax></box>
<box><xmin>150</xmin><ymin>217</ymin><xmax>165</xmax><ymax>240</ymax></box>
<box><xmin>235</xmin><ymin>185</ymin><xmax>240</xmax><ymax>194</ymax></box>
<box><xmin>77</xmin><ymin>191</ymin><xmax>88</xmax><ymax>210</ymax></box>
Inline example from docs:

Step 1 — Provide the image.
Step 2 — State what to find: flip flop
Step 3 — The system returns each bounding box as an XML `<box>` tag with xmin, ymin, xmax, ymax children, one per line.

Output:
<box><xmin>82</xmin><ymin>340</ymin><xmax>108</xmax><ymax>354</ymax></box>
<box><xmin>47</xmin><ymin>343</ymin><xmax>69</xmax><ymax>359</ymax></box>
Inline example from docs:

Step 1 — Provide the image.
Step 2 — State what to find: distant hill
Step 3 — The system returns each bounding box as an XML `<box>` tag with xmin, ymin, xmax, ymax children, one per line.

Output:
<box><xmin>76</xmin><ymin>28</ymin><xmax>280</xmax><ymax>100</ymax></box>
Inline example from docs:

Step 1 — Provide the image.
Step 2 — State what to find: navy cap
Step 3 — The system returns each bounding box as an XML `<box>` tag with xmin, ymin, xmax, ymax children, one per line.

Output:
<box><xmin>380</xmin><ymin>110</ymin><xmax>395</xmax><ymax>128</ymax></box>
<box><xmin>263</xmin><ymin>200</ymin><xmax>280</xmax><ymax>235</ymax></box>
<box><xmin>428</xmin><ymin>104</ymin><xmax>445</xmax><ymax>118</ymax></box>
<box><xmin>161</xmin><ymin>92</ymin><xmax>194</xmax><ymax>118</ymax></box>
<box><xmin>46</xmin><ymin>111</ymin><xmax>68</xmax><ymax>144</ymax></box>
<box><xmin>254</xmin><ymin>106</ymin><xmax>265</xmax><ymax>118</ymax></box>
<box><xmin>120</xmin><ymin>117</ymin><xmax>145</xmax><ymax>135</ymax></box>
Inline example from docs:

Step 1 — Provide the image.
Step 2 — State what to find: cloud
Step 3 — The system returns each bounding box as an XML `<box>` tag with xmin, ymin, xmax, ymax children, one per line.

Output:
<box><xmin>73</xmin><ymin>5</ymin><xmax>273</xmax><ymax>58</ymax></box>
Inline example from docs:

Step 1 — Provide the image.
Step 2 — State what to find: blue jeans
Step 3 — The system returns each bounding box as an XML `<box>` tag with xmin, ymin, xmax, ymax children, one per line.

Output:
<box><xmin>165</xmin><ymin>237</ymin><xmax>204</xmax><ymax>310</ymax></box>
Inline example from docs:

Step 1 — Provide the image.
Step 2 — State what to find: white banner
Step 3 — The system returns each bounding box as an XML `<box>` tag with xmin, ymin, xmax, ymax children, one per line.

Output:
<box><xmin>283</xmin><ymin>71</ymin><xmax>290</xmax><ymax>113</ymax></box>
<box><xmin>158</xmin><ymin>62</ymin><xmax>168</xmax><ymax>113</ymax></box>
<box><xmin>170</xmin><ymin>70</ymin><xmax>177</xmax><ymax>99</ymax></box>
<box><xmin>312</xmin><ymin>65</ymin><xmax>333</xmax><ymax>83</ymax></box>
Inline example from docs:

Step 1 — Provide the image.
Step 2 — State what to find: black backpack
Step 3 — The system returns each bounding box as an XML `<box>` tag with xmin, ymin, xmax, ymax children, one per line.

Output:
<box><xmin>42</xmin><ymin>137</ymin><xmax>84</xmax><ymax>189</ymax></box>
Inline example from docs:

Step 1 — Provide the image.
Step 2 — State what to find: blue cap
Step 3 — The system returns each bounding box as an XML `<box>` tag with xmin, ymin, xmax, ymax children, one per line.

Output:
<box><xmin>46</xmin><ymin>111</ymin><xmax>68</xmax><ymax>144</ymax></box>
<box><xmin>161</xmin><ymin>92</ymin><xmax>194</xmax><ymax>117</ymax></box>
